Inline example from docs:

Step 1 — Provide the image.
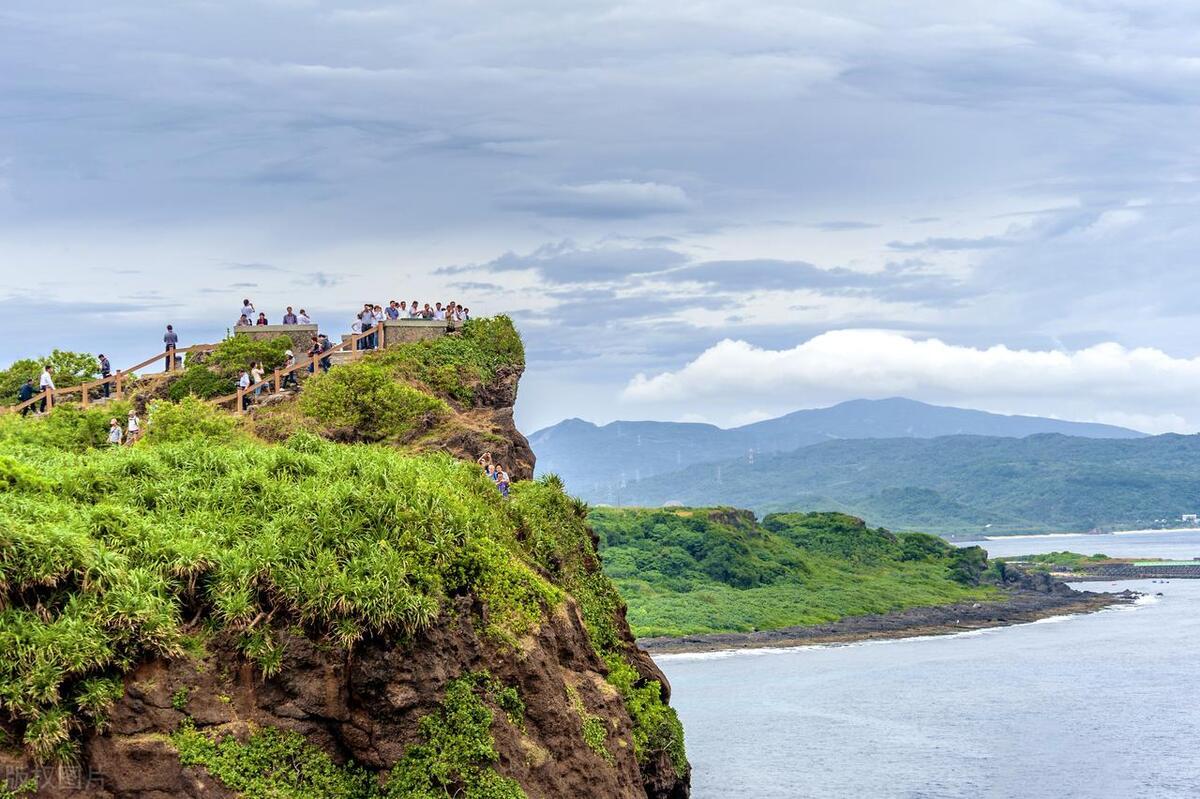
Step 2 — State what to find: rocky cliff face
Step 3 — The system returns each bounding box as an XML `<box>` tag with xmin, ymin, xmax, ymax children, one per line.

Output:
<box><xmin>0</xmin><ymin>319</ymin><xmax>689</xmax><ymax>799</ymax></box>
<box><xmin>6</xmin><ymin>596</ymin><xmax>685</xmax><ymax>799</ymax></box>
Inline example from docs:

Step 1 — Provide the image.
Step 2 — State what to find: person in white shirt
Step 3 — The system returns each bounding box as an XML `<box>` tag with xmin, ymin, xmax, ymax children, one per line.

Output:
<box><xmin>126</xmin><ymin>410</ymin><xmax>141</xmax><ymax>443</ymax></box>
<box><xmin>434</xmin><ymin>303</ymin><xmax>445</xmax><ymax>321</ymax></box>
<box><xmin>298</xmin><ymin>309</ymin><xmax>312</xmax><ymax>325</ymax></box>
<box><xmin>238</xmin><ymin>370</ymin><xmax>251</xmax><ymax>410</ymax></box>
<box><xmin>250</xmin><ymin>362</ymin><xmax>266</xmax><ymax>396</ymax></box>
<box><xmin>39</xmin><ymin>366</ymin><xmax>55</xmax><ymax>413</ymax></box>
<box><xmin>240</xmin><ymin>299</ymin><xmax>255</xmax><ymax>323</ymax></box>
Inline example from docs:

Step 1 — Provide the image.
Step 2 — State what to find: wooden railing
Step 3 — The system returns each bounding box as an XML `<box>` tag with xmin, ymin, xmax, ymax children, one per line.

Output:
<box><xmin>4</xmin><ymin>344</ymin><xmax>217</xmax><ymax>416</ymax></box>
<box><xmin>210</xmin><ymin>325</ymin><xmax>380</xmax><ymax>415</ymax></box>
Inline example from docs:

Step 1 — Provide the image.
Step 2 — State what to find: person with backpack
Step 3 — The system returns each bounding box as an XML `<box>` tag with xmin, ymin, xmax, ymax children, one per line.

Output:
<box><xmin>126</xmin><ymin>410</ymin><xmax>141</xmax><ymax>443</ymax></box>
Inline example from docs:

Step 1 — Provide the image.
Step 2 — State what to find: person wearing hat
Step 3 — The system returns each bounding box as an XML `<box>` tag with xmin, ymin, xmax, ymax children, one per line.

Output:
<box><xmin>107</xmin><ymin>418</ymin><xmax>123</xmax><ymax>446</ymax></box>
<box><xmin>281</xmin><ymin>349</ymin><xmax>298</xmax><ymax>390</ymax></box>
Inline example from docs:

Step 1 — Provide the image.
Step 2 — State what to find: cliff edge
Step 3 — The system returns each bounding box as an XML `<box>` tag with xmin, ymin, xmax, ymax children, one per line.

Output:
<box><xmin>0</xmin><ymin>318</ymin><xmax>689</xmax><ymax>799</ymax></box>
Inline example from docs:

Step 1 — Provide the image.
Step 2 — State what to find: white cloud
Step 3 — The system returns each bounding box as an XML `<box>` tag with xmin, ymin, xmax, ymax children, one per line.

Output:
<box><xmin>623</xmin><ymin>330</ymin><xmax>1200</xmax><ymax>433</ymax></box>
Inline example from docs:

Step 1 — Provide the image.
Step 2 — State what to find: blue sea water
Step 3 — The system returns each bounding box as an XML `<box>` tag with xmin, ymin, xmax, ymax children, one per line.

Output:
<box><xmin>657</xmin><ymin>531</ymin><xmax>1200</xmax><ymax>799</ymax></box>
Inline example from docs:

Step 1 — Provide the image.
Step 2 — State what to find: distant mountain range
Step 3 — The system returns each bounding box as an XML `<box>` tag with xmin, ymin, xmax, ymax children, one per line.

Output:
<box><xmin>530</xmin><ymin>398</ymin><xmax>1145</xmax><ymax>499</ymax></box>
<box><xmin>609</xmin><ymin>433</ymin><xmax>1200</xmax><ymax>536</ymax></box>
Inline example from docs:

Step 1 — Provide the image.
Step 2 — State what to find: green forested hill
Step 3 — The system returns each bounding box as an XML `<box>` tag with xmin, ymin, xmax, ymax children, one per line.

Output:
<box><xmin>589</xmin><ymin>507</ymin><xmax>993</xmax><ymax>638</ymax></box>
<box><xmin>607</xmin><ymin>434</ymin><xmax>1200</xmax><ymax>536</ymax></box>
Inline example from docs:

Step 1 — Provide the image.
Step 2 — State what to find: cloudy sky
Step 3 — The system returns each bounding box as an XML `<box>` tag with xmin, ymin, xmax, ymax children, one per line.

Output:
<box><xmin>3</xmin><ymin>1</ymin><xmax>1200</xmax><ymax>434</ymax></box>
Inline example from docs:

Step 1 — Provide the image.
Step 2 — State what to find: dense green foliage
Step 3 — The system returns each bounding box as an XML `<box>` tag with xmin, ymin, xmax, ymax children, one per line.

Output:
<box><xmin>1</xmin><ymin>350</ymin><xmax>98</xmax><ymax>405</ymax></box>
<box><xmin>299</xmin><ymin>362</ymin><xmax>449</xmax><ymax>442</ymax></box>
<box><xmin>591</xmin><ymin>508</ymin><xmax>995</xmax><ymax>638</ymax></box>
<box><xmin>0</xmin><ymin>398</ymin><xmax>686</xmax><ymax>787</ymax></box>
<box><xmin>385</xmin><ymin>673</ymin><xmax>527</xmax><ymax>799</ymax></box>
<box><xmin>168</xmin><ymin>364</ymin><xmax>235</xmax><ymax>401</ymax></box>
<box><xmin>374</xmin><ymin>316</ymin><xmax>524</xmax><ymax>403</ymax></box>
<box><xmin>611</xmin><ymin>434</ymin><xmax>1200</xmax><ymax>535</ymax></box>
<box><xmin>173</xmin><ymin>721</ymin><xmax>379</xmax><ymax>798</ymax></box>
<box><xmin>208</xmin><ymin>334</ymin><xmax>293</xmax><ymax>374</ymax></box>
<box><xmin>0</xmin><ymin>406</ymin><xmax>556</xmax><ymax>760</ymax></box>
<box><xmin>166</xmin><ymin>334</ymin><xmax>291</xmax><ymax>401</ymax></box>
<box><xmin>173</xmin><ymin>673</ymin><xmax>526</xmax><ymax>799</ymax></box>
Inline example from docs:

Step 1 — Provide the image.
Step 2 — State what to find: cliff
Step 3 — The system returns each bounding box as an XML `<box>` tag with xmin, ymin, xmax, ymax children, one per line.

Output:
<box><xmin>0</xmin><ymin>318</ymin><xmax>689</xmax><ymax>799</ymax></box>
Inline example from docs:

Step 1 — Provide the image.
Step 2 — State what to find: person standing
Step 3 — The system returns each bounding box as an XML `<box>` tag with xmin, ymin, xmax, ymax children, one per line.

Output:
<box><xmin>318</xmin><ymin>334</ymin><xmax>333</xmax><ymax>372</ymax></box>
<box><xmin>256</xmin><ymin>312</ymin><xmax>269</xmax><ymax>326</ymax></box>
<box><xmin>17</xmin><ymin>378</ymin><xmax>34</xmax><ymax>416</ymax></box>
<box><xmin>107</xmin><ymin>418</ymin><xmax>123</xmax><ymax>446</ymax></box>
<box><xmin>38</xmin><ymin>365</ymin><xmax>55</xmax><ymax>413</ymax></box>
<box><xmin>298</xmin><ymin>308</ymin><xmax>312</xmax><ymax>324</ymax></box>
<box><xmin>281</xmin><ymin>350</ymin><xmax>298</xmax><ymax>389</ymax></box>
<box><xmin>240</xmin><ymin>299</ymin><xmax>256</xmax><ymax>324</ymax></box>
<box><xmin>238</xmin><ymin>369</ymin><xmax>251</xmax><ymax>410</ymax></box>
<box><xmin>98</xmin><ymin>353</ymin><xmax>112</xmax><ymax>398</ymax></box>
<box><xmin>126</xmin><ymin>410</ymin><xmax>141</xmax><ymax>443</ymax></box>
<box><xmin>282</xmin><ymin>307</ymin><xmax>298</xmax><ymax>325</ymax></box>
<box><xmin>386</xmin><ymin>301</ymin><xmax>400</xmax><ymax>320</ymax></box>
<box><xmin>497</xmin><ymin>466</ymin><xmax>511</xmax><ymax>498</ymax></box>
<box><xmin>163</xmin><ymin>325</ymin><xmax>179</xmax><ymax>370</ymax></box>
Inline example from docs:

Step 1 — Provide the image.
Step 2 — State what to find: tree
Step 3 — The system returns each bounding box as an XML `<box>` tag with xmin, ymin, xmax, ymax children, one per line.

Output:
<box><xmin>0</xmin><ymin>350</ymin><xmax>98</xmax><ymax>405</ymax></box>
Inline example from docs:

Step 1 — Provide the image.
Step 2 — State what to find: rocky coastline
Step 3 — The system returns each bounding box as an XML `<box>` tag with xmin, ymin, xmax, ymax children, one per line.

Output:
<box><xmin>638</xmin><ymin>585</ymin><xmax>1138</xmax><ymax>655</ymax></box>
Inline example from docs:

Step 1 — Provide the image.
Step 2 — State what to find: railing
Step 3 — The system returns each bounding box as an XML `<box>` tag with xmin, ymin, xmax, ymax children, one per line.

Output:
<box><xmin>7</xmin><ymin>317</ymin><xmax>449</xmax><ymax>417</ymax></box>
<box><xmin>4</xmin><ymin>344</ymin><xmax>217</xmax><ymax>416</ymax></box>
<box><xmin>210</xmin><ymin>324</ymin><xmax>382</xmax><ymax>415</ymax></box>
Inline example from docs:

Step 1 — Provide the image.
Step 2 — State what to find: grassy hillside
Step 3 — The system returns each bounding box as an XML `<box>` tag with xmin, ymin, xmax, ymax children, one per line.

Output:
<box><xmin>611</xmin><ymin>433</ymin><xmax>1200</xmax><ymax>535</ymax></box>
<box><xmin>0</xmin><ymin>322</ymin><xmax>685</xmax><ymax>793</ymax></box>
<box><xmin>590</xmin><ymin>507</ymin><xmax>994</xmax><ymax>638</ymax></box>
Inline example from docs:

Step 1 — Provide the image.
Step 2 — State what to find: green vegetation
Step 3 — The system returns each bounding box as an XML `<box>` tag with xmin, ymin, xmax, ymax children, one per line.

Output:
<box><xmin>0</xmin><ymin>350</ymin><xmax>97</xmax><ymax>406</ymax></box>
<box><xmin>565</xmin><ymin>683</ymin><xmax>612</xmax><ymax>764</ymax></box>
<box><xmin>172</xmin><ymin>673</ymin><xmax>526</xmax><ymax>799</ymax></box>
<box><xmin>1000</xmin><ymin>551</ymin><xmax>1112</xmax><ymax>571</ymax></box>
<box><xmin>0</xmin><ymin>400</ymin><xmax>685</xmax><ymax>787</ymax></box>
<box><xmin>0</xmin><ymin>317</ymin><xmax>686</xmax><ymax>791</ymax></box>
<box><xmin>591</xmin><ymin>508</ymin><xmax>996</xmax><ymax>639</ymax></box>
<box><xmin>173</xmin><ymin>720</ymin><xmax>379</xmax><ymax>799</ymax></box>
<box><xmin>299</xmin><ymin>363</ymin><xmax>449</xmax><ymax>442</ymax></box>
<box><xmin>168</xmin><ymin>334</ymin><xmax>292</xmax><ymax>401</ymax></box>
<box><xmin>611</xmin><ymin>434</ymin><xmax>1200</xmax><ymax>535</ymax></box>
<box><xmin>385</xmin><ymin>673</ymin><xmax>527</xmax><ymax>799</ymax></box>
<box><xmin>373</xmin><ymin>316</ymin><xmax>524</xmax><ymax>403</ymax></box>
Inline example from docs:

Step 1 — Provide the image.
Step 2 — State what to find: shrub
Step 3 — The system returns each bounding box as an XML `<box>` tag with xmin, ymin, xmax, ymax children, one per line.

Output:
<box><xmin>207</xmin><ymin>335</ymin><xmax>292</xmax><ymax>374</ymax></box>
<box><xmin>168</xmin><ymin>365</ymin><xmax>235</xmax><ymax>401</ymax></box>
<box><xmin>299</xmin><ymin>362</ymin><xmax>448</xmax><ymax>442</ymax></box>
<box><xmin>145</xmin><ymin>397</ymin><xmax>240</xmax><ymax>444</ymax></box>
<box><xmin>374</xmin><ymin>316</ymin><xmax>524</xmax><ymax>403</ymax></box>
<box><xmin>0</xmin><ymin>351</ymin><xmax>98</xmax><ymax>406</ymax></box>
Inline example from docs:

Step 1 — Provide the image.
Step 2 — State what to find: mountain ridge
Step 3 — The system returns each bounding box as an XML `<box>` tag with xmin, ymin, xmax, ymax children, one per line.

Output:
<box><xmin>530</xmin><ymin>398</ymin><xmax>1145</xmax><ymax>495</ymax></box>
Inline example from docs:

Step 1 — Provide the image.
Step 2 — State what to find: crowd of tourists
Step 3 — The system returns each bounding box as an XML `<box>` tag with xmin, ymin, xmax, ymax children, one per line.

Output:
<box><xmin>232</xmin><ymin>298</ymin><xmax>471</xmax><ymax>330</ymax></box>
<box><xmin>477</xmin><ymin>453</ymin><xmax>512</xmax><ymax>498</ymax></box>
<box><xmin>14</xmin><ymin>296</ymin><xmax>475</xmax><ymax>415</ymax></box>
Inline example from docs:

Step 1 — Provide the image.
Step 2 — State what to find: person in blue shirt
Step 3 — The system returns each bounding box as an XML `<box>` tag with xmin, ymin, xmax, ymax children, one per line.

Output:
<box><xmin>163</xmin><ymin>325</ymin><xmax>179</xmax><ymax>370</ymax></box>
<box><xmin>386</xmin><ymin>301</ymin><xmax>400</xmax><ymax>320</ymax></box>
<box><xmin>98</xmin><ymin>353</ymin><xmax>112</xmax><ymax>397</ymax></box>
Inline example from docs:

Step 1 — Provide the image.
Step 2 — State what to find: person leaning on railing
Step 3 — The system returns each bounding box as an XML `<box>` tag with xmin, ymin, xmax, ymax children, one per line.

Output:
<box><xmin>17</xmin><ymin>379</ymin><xmax>34</xmax><ymax>416</ymax></box>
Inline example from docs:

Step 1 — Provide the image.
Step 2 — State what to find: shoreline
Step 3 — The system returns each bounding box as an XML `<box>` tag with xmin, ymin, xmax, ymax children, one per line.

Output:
<box><xmin>637</xmin><ymin>589</ymin><xmax>1137</xmax><ymax>655</ymax></box>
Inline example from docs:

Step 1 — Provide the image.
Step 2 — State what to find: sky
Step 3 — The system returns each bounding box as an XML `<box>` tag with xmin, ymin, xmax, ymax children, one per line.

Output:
<box><xmin>3</xmin><ymin>1</ymin><xmax>1200</xmax><ymax>434</ymax></box>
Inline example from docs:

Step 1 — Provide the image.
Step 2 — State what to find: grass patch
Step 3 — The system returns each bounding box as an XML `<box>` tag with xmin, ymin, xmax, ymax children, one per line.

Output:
<box><xmin>373</xmin><ymin>316</ymin><xmax>524</xmax><ymax>403</ymax></box>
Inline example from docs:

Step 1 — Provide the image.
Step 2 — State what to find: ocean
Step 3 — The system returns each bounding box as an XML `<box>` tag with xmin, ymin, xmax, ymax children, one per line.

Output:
<box><xmin>658</xmin><ymin>531</ymin><xmax>1200</xmax><ymax>798</ymax></box>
